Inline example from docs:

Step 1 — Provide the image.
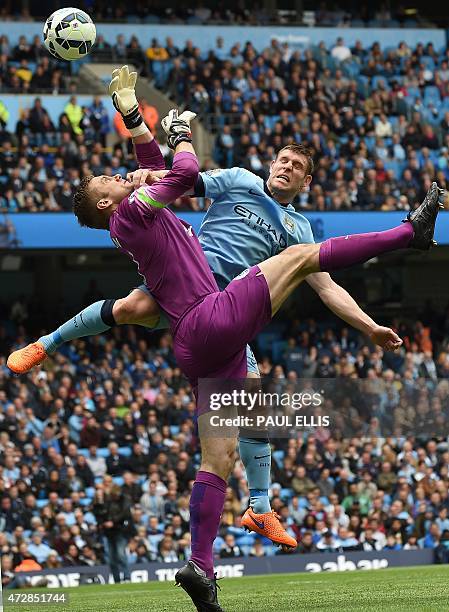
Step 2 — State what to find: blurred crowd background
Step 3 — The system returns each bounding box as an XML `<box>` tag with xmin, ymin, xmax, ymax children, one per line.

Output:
<box><xmin>2</xmin><ymin>303</ymin><xmax>449</xmax><ymax>583</ymax></box>
<box><xmin>3</xmin><ymin>34</ymin><xmax>449</xmax><ymax>211</ymax></box>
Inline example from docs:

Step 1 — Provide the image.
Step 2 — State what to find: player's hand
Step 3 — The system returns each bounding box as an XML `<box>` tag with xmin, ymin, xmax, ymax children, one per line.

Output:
<box><xmin>368</xmin><ymin>326</ymin><xmax>402</xmax><ymax>351</ymax></box>
<box><xmin>109</xmin><ymin>65</ymin><xmax>143</xmax><ymax>132</ymax></box>
<box><xmin>161</xmin><ymin>109</ymin><xmax>196</xmax><ymax>150</ymax></box>
<box><xmin>126</xmin><ymin>168</ymin><xmax>162</xmax><ymax>189</ymax></box>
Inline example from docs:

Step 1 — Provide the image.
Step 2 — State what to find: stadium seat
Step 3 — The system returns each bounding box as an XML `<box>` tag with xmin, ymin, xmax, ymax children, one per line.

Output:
<box><xmin>367</xmin><ymin>19</ymin><xmax>384</xmax><ymax>28</ymax></box>
<box><xmin>424</xmin><ymin>86</ymin><xmax>441</xmax><ymax>103</ymax></box>
<box><xmin>422</xmin><ymin>57</ymin><xmax>436</xmax><ymax>71</ymax></box>
<box><xmin>407</xmin><ymin>86</ymin><xmax>421</xmax><ymax>100</ymax></box>
<box><xmin>118</xmin><ymin>447</ymin><xmax>132</xmax><ymax>457</ymax></box>
<box><xmin>143</xmin><ymin>14</ymin><xmax>161</xmax><ymax>23</ymax></box>
<box><xmin>272</xmin><ymin>340</ymin><xmax>287</xmax><ymax>363</ymax></box>
<box><xmin>280</xmin><ymin>488</ymin><xmax>294</xmax><ymax>501</ymax></box>
<box><xmin>372</xmin><ymin>76</ymin><xmax>390</xmax><ymax>90</ymax></box>
<box><xmin>272</xmin><ymin>450</ymin><xmax>285</xmax><ymax>467</ymax></box>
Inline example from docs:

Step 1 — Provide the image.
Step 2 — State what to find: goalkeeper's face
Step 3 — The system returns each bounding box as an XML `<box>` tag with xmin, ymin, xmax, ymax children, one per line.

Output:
<box><xmin>90</xmin><ymin>174</ymin><xmax>134</xmax><ymax>207</ymax></box>
<box><xmin>267</xmin><ymin>150</ymin><xmax>312</xmax><ymax>202</ymax></box>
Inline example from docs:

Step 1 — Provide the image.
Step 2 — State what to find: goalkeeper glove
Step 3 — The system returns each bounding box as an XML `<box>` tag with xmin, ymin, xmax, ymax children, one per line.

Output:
<box><xmin>161</xmin><ymin>109</ymin><xmax>196</xmax><ymax>150</ymax></box>
<box><xmin>109</xmin><ymin>65</ymin><xmax>147</xmax><ymax>136</ymax></box>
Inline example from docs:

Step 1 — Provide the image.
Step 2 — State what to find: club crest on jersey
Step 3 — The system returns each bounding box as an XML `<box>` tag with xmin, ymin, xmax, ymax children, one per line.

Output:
<box><xmin>283</xmin><ymin>214</ymin><xmax>296</xmax><ymax>235</ymax></box>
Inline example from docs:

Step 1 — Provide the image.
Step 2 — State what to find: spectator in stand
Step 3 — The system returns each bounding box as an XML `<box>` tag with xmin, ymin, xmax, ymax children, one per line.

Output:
<box><xmin>331</xmin><ymin>37</ymin><xmax>352</xmax><ymax>63</ymax></box>
<box><xmin>64</xmin><ymin>96</ymin><xmax>82</xmax><ymax>136</ymax></box>
<box><xmin>29</xmin><ymin>98</ymin><xmax>54</xmax><ymax>145</ymax></box>
<box><xmin>93</xmin><ymin>485</ymin><xmax>134</xmax><ymax>583</ymax></box>
<box><xmin>88</xmin><ymin>96</ymin><xmax>110</xmax><ymax>147</ymax></box>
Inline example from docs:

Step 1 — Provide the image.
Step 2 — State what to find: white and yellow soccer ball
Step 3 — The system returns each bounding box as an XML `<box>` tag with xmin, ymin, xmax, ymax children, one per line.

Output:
<box><xmin>43</xmin><ymin>7</ymin><xmax>96</xmax><ymax>61</ymax></box>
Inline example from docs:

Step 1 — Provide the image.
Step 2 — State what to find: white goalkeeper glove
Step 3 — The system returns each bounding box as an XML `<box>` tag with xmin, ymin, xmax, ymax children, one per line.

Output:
<box><xmin>161</xmin><ymin>109</ymin><xmax>196</xmax><ymax>150</ymax></box>
<box><xmin>109</xmin><ymin>65</ymin><xmax>147</xmax><ymax>136</ymax></box>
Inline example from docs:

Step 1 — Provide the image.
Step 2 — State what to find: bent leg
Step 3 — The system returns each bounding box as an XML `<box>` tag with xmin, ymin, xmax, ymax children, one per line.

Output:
<box><xmin>113</xmin><ymin>288</ymin><xmax>162</xmax><ymax>327</ymax></box>
<box><xmin>40</xmin><ymin>289</ymin><xmax>161</xmax><ymax>354</ymax></box>
<box><xmin>259</xmin><ymin>222</ymin><xmax>416</xmax><ymax>315</ymax></box>
<box><xmin>257</xmin><ymin>244</ymin><xmax>320</xmax><ymax>315</ymax></box>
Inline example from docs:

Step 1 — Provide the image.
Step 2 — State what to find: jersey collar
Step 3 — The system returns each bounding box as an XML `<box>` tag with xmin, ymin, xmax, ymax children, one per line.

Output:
<box><xmin>263</xmin><ymin>181</ymin><xmax>294</xmax><ymax>209</ymax></box>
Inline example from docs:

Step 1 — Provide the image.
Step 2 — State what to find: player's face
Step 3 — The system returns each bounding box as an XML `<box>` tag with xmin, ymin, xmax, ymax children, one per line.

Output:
<box><xmin>90</xmin><ymin>174</ymin><xmax>134</xmax><ymax>208</ymax></box>
<box><xmin>268</xmin><ymin>151</ymin><xmax>312</xmax><ymax>201</ymax></box>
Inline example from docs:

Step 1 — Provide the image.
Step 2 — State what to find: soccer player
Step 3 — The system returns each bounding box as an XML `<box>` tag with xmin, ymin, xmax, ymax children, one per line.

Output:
<box><xmin>8</xmin><ymin>66</ymin><xmax>443</xmax><ymax>557</ymax></box>
<box><xmin>12</xmin><ymin>78</ymin><xmax>444</xmax><ymax>611</ymax></box>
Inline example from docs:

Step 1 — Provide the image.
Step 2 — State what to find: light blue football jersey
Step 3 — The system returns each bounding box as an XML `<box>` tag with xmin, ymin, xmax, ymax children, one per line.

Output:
<box><xmin>198</xmin><ymin>167</ymin><xmax>315</xmax><ymax>289</ymax></box>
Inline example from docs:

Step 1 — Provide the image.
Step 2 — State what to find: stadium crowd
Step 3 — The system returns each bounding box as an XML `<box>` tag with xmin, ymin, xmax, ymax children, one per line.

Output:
<box><xmin>2</xmin><ymin>36</ymin><xmax>449</xmax><ymax>211</ymax></box>
<box><xmin>1</xmin><ymin>302</ymin><xmax>449</xmax><ymax>584</ymax></box>
<box><xmin>0</xmin><ymin>3</ymin><xmax>432</xmax><ymax>28</ymax></box>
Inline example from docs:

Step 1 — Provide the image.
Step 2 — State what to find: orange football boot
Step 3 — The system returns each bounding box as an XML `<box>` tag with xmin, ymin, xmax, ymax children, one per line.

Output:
<box><xmin>7</xmin><ymin>342</ymin><xmax>48</xmax><ymax>374</ymax></box>
<box><xmin>241</xmin><ymin>507</ymin><xmax>297</xmax><ymax>550</ymax></box>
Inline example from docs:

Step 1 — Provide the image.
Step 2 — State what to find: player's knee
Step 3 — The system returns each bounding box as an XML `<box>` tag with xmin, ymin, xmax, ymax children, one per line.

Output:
<box><xmin>112</xmin><ymin>297</ymin><xmax>136</xmax><ymax>325</ymax></box>
<box><xmin>113</xmin><ymin>291</ymin><xmax>159</xmax><ymax>326</ymax></box>
<box><xmin>284</xmin><ymin>244</ymin><xmax>317</xmax><ymax>275</ymax></box>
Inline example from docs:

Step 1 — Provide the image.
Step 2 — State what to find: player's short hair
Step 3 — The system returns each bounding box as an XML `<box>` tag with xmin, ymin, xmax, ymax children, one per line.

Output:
<box><xmin>73</xmin><ymin>175</ymin><xmax>103</xmax><ymax>229</ymax></box>
<box><xmin>275</xmin><ymin>144</ymin><xmax>314</xmax><ymax>175</ymax></box>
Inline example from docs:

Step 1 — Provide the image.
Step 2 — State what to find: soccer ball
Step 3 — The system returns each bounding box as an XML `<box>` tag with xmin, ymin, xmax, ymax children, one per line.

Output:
<box><xmin>43</xmin><ymin>7</ymin><xmax>96</xmax><ymax>61</ymax></box>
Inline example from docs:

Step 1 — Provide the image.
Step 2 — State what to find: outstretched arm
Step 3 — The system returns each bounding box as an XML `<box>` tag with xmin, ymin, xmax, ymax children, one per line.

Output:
<box><xmin>306</xmin><ymin>272</ymin><xmax>402</xmax><ymax>351</ymax></box>
<box><xmin>109</xmin><ymin>65</ymin><xmax>165</xmax><ymax>170</ymax></box>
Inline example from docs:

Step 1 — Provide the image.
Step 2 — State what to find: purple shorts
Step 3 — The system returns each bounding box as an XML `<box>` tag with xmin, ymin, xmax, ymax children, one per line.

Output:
<box><xmin>173</xmin><ymin>265</ymin><xmax>271</xmax><ymax>390</ymax></box>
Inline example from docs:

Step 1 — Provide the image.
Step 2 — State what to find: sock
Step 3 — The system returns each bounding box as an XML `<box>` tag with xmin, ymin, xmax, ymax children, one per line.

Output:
<box><xmin>38</xmin><ymin>300</ymin><xmax>116</xmax><ymax>354</ymax></box>
<box><xmin>189</xmin><ymin>471</ymin><xmax>226</xmax><ymax>579</ymax></box>
<box><xmin>319</xmin><ymin>223</ymin><xmax>414</xmax><ymax>272</ymax></box>
<box><xmin>239</xmin><ymin>437</ymin><xmax>271</xmax><ymax>514</ymax></box>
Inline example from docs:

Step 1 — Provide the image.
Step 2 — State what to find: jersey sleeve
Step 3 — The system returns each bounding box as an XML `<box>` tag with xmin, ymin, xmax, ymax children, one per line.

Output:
<box><xmin>134</xmin><ymin>152</ymin><xmax>199</xmax><ymax>211</ymax></box>
<box><xmin>200</xmin><ymin>167</ymin><xmax>243</xmax><ymax>199</ymax></box>
<box><xmin>301</xmin><ymin>218</ymin><xmax>315</xmax><ymax>244</ymax></box>
<box><xmin>134</xmin><ymin>140</ymin><xmax>166</xmax><ymax>170</ymax></box>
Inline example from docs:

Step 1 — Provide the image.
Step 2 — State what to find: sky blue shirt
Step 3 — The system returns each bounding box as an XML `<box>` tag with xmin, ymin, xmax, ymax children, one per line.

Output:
<box><xmin>198</xmin><ymin>167</ymin><xmax>315</xmax><ymax>289</ymax></box>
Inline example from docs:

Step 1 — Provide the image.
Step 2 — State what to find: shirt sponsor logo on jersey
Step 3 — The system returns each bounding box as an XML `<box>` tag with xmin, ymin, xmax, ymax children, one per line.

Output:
<box><xmin>233</xmin><ymin>205</ymin><xmax>287</xmax><ymax>248</ymax></box>
<box><xmin>283</xmin><ymin>214</ymin><xmax>296</xmax><ymax>235</ymax></box>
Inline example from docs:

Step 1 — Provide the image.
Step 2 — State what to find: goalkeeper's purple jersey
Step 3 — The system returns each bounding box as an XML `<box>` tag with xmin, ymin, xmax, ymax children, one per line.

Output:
<box><xmin>109</xmin><ymin>151</ymin><xmax>219</xmax><ymax>329</ymax></box>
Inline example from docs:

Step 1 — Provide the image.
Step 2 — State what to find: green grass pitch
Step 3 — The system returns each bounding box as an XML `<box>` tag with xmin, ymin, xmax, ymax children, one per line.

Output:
<box><xmin>4</xmin><ymin>565</ymin><xmax>449</xmax><ymax>612</ymax></box>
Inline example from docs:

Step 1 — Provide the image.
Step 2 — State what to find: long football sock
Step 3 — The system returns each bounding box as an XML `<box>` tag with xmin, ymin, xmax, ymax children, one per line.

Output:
<box><xmin>239</xmin><ymin>437</ymin><xmax>271</xmax><ymax>514</ymax></box>
<box><xmin>319</xmin><ymin>223</ymin><xmax>414</xmax><ymax>272</ymax></box>
<box><xmin>189</xmin><ymin>471</ymin><xmax>226</xmax><ymax>579</ymax></box>
<box><xmin>38</xmin><ymin>299</ymin><xmax>116</xmax><ymax>354</ymax></box>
